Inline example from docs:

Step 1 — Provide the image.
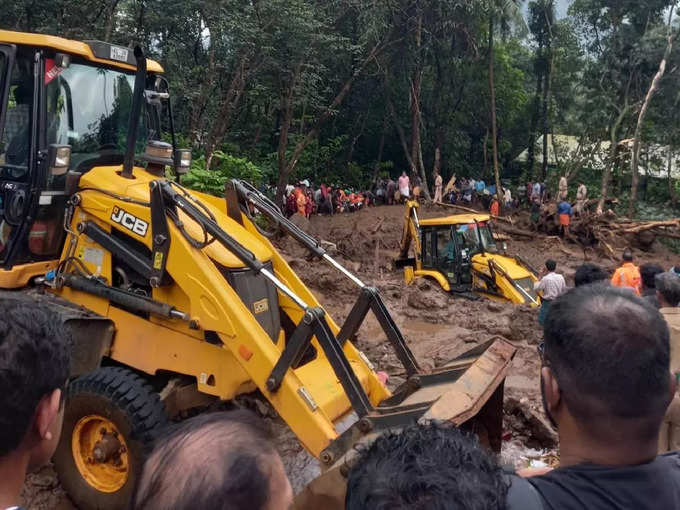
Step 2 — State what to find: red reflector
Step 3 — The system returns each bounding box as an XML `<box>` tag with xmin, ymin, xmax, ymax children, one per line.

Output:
<box><xmin>238</xmin><ymin>345</ymin><xmax>253</xmax><ymax>361</ymax></box>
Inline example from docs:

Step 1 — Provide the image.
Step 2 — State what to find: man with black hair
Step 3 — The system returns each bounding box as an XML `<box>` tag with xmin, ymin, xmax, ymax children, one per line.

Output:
<box><xmin>507</xmin><ymin>284</ymin><xmax>680</xmax><ymax>509</ymax></box>
<box><xmin>611</xmin><ymin>249</ymin><xmax>641</xmax><ymax>295</ymax></box>
<box><xmin>640</xmin><ymin>263</ymin><xmax>664</xmax><ymax>308</ymax></box>
<box><xmin>345</xmin><ymin>422</ymin><xmax>508</xmax><ymax>510</ymax></box>
<box><xmin>0</xmin><ymin>299</ymin><xmax>70</xmax><ymax>509</ymax></box>
<box><xmin>573</xmin><ymin>263</ymin><xmax>609</xmax><ymax>287</ymax></box>
<box><xmin>534</xmin><ymin>259</ymin><xmax>566</xmax><ymax>325</ymax></box>
<box><xmin>656</xmin><ymin>272</ymin><xmax>680</xmax><ymax>453</ymax></box>
<box><xmin>132</xmin><ymin>410</ymin><xmax>292</xmax><ymax>510</ymax></box>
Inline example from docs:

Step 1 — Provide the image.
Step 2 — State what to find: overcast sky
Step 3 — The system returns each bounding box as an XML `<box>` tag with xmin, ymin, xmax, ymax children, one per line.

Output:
<box><xmin>556</xmin><ymin>0</ymin><xmax>573</xmax><ymax>18</ymax></box>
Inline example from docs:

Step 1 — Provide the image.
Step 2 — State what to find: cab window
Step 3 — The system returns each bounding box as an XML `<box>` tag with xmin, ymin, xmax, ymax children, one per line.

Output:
<box><xmin>45</xmin><ymin>60</ymin><xmax>156</xmax><ymax>176</ymax></box>
<box><xmin>0</xmin><ymin>52</ymin><xmax>33</xmax><ymax>182</ymax></box>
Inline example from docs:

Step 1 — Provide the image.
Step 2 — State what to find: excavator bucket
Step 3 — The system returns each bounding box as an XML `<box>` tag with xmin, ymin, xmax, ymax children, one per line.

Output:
<box><xmin>294</xmin><ymin>338</ymin><xmax>516</xmax><ymax>509</ymax></box>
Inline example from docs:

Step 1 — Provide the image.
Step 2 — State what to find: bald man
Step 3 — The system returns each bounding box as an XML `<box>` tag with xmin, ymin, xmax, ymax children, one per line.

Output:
<box><xmin>132</xmin><ymin>410</ymin><xmax>292</xmax><ymax>510</ymax></box>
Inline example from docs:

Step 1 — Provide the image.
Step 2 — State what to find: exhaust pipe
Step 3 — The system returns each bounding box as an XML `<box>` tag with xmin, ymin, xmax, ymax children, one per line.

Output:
<box><xmin>121</xmin><ymin>45</ymin><xmax>147</xmax><ymax>179</ymax></box>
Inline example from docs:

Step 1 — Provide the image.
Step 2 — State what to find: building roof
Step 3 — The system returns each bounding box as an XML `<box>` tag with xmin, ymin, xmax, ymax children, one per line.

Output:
<box><xmin>0</xmin><ymin>30</ymin><xmax>163</xmax><ymax>73</ymax></box>
<box><xmin>515</xmin><ymin>133</ymin><xmax>680</xmax><ymax>179</ymax></box>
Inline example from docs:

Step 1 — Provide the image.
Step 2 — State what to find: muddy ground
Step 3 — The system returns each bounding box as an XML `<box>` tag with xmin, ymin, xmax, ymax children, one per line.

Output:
<box><xmin>22</xmin><ymin>202</ymin><xmax>678</xmax><ymax>507</ymax></box>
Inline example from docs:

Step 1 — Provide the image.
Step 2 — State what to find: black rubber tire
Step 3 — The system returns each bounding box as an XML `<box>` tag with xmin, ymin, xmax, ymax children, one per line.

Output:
<box><xmin>54</xmin><ymin>367</ymin><xmax>168</xmax><ymax>510</ymax></box>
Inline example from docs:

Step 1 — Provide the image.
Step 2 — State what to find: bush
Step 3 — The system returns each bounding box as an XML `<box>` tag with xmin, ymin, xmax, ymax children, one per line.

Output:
<box><xmin>181</xmin><ymin>151</ymin><xmax>263</xmax><ymax>196</ymax></box>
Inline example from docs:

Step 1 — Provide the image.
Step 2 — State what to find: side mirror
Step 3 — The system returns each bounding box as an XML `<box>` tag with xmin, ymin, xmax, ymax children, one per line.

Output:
<box><xmin>174</xmin><ymin>149</ymin><xmax>192</xmax><ymax>175</ymax></box>
<box><xmin>47</xmin><ymin>144</ymin><xmax>71</xmax><ymax>175</ymax></box>
<box><xmin>54</xmin><ymin>53</ymin><xmax>71</xmax><ymax>69</ymax></box>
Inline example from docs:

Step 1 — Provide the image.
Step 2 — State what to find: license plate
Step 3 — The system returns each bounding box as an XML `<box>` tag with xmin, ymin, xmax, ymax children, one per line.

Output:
<box><xmin>109</xmin><ymin>46</ymin><xmax>129</xmax><ymax>62</ymax></box>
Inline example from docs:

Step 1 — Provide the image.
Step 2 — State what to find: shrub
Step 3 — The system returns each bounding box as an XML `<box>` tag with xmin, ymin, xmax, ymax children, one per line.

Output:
<box><xmin>181</xmin><ymin>151</ymin><xmax>263</xmax><ymax>196</ymax></box>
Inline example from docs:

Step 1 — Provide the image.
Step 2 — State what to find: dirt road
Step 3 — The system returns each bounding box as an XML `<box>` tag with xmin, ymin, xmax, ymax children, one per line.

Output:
<box><xmin>22</xmin><ymin>202</ymin><xmax>677</xmax><ymax>506</ymax></box>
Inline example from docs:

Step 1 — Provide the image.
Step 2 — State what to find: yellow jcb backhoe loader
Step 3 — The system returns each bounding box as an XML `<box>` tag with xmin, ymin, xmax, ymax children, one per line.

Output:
<box><xmin>396</xmin><ymin>200</ymin><xmax>540</xmax><ymax>306</ymax></box>
<box><xmin>0</xmin><ymin>30</ymin><xmax>516</xmax><ymax>509</ymax></box>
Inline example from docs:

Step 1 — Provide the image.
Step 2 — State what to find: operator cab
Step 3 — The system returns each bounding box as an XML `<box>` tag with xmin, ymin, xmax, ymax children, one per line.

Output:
<box><xmin>0</xmin><ymin>32</ymin><xmax>173</xmax><ymax>286</ymax></box>
<box><xmin>419</xmin><ymin>216</ymin><xmax>497</xmax><ymax>290</ymax></box>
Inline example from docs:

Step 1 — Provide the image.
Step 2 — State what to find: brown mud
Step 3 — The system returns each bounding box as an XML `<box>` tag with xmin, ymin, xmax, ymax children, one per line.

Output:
<box><xmin>22</xmin><ymin>202</ymin><xmax>678</xmax><ymax>506</ymax></box>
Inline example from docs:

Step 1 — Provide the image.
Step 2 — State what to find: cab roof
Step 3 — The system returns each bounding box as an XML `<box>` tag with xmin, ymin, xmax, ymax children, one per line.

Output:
<box><xmin>0</xmin><ymin>30</ymin><xmax>163</xmax><ymax>74</ymax></box>
<box><xmin>419</xmin><ymin>213</ymin><xmax>491</xmax><ymax>227</ymax></box>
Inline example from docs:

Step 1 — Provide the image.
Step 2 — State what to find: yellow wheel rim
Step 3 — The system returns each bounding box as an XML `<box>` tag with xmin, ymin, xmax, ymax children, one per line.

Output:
<box><xmin>72</xmin><ymin>415</ymin><xmax>129</xmax><ymax>493</ymax></box>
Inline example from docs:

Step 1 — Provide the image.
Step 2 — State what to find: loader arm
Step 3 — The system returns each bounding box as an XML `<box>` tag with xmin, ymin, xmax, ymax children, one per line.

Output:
<box><xmin>398</xmin><ymin>199</ymin><xmax>421</xmax><ymax>260</ymax></box>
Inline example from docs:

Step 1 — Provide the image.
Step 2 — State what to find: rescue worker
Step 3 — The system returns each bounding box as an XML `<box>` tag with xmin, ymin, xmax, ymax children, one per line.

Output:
<box><xmin>575</xmin><ymin>181</ymin><xmax>587</xmax><ymax>216</ymax></box>
<box><xmin>557</xmin><ymin>199</ymin><xmax>572</xmax><ymax>237</ymax></box>
<box><xmin>611</xmin><ymin>249</ymin><xmax>642</xmax><ymax>296</ymax></box>
<box><xmin>433</xmin><ymin>171</ymin><xmax>443</xmax><ymax>203</ymax></box>
<box><xmin>558</xmin><ymin>175</ymin><xmax>568</xmax><ymax>201</ymax></box>
<box><xmin>295</xmin><ymin>183</ymin><xmax>307</xmax><ymax>216</ymax></box>
<box><xmin>489</xmin><ymin>195</ymin><xmax>500</xmax><ymax>217</ymax></box>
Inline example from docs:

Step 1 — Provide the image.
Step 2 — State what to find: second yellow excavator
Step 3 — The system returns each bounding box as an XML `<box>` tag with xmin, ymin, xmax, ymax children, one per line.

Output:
<box><xmin>396</xmin><ymin>200</ymin><xmax>540</xmax><ymax>306</ymax></box>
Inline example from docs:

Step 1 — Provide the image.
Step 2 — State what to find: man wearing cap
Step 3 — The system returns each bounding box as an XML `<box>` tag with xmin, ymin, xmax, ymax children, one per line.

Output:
<box><xmin>656</xmin><ymin>272</ymin><xmax>680</xmax><ymax>452</ymax></box>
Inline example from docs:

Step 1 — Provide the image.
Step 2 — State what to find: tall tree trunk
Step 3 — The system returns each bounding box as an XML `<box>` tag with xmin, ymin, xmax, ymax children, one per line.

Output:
<box><xmin>628</xmin><ymin>11</ymin><xmax>674</xmax><ymax>218</ymax></box>
<box><xmin>372</xmin><ymin>114</ymin><xmax>388</xmax><ymax>183</ymax></box>
<box><xmin>204</xmin><ymin>55</ymin><xmax>252</xmax><ymax>169</ymax></box>
<box><xmin>389</xmin><ymin>100</ymin><xmax>419</xmax><ymax>176</ymax></box>
<box><xmin>409</xmin><ymin>7</ymin><xmax>430</xmax><ymax>200</ymax></box>
<box><xmin>597</xmin><ymin>107</ymin><xmax>628</xmax><ymax>214</ymax></box>
<box><xmin>274</xmin><ymin>72</ymin><xmax>298</xmax><ymax>210</ymax></box>
<box><xmin>668</xmin><ymin>146</ymin><xmax>678</xmax><ymax>207</ymax></box>
<box><xmin>488</xmin><ymin>15</ymin><xmax>502</xmax><ymax>213</ymax></box>
<box><xmin>540</xmin><ymin>52</ymin><xmax>553</xmax><ymax>181</ymax></box>
<box><xmin>540</xmin><ymin>1</ymin><xmax>554</xmax><ymax>181</ymax></box>
<box><xmin>527</xmin><ymin>68</ymin><xmax>543</xmax><ymax>178</ymax></box>
<box><xmin>483</xmin><ymin>128</ymin><xmax>489</xmax><ymax>175</ymax></box>
<box><xmin>104</xmin><ymin>0</ymin><xmax>121</xmax><ymax>42</ymax></box>
<box><xmin>346</xmin><ymin>115</ymin><xmax>366</xmax><ymax>167</ymax></box>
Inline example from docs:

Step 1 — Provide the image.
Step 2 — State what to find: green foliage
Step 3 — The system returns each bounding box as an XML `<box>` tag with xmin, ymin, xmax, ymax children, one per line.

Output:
<box><xmin>181</xmin><ymin>152</ymin><xmax>263</xmax><ymax>196</ymax></box>
<box><xmin>3</xmin><ymin>0</ymin><xmax>679</xmax><ymax>220</ymax></box>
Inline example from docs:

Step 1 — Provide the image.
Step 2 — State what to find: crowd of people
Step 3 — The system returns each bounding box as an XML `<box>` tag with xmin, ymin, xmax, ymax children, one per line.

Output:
<box><xmin>3</xmin><ymin>245</ymin><xmax>680</xmax><ymax>509</ymax></box>
<box><xmin>279</xmin><ymin>170</ymin><xmax>591</xmax><ymax>242</ymax></box>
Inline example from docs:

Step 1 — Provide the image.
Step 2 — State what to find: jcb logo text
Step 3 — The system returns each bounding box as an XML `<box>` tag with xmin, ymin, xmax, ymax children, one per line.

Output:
<box><xmin>111</xmin><ymin>207</ymin><xmax>148</xmax><ymax>237</ymax></box>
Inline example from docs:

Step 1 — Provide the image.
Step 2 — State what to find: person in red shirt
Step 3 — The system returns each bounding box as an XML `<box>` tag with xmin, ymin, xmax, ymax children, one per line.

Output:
<box><xmin>611</xmin><ymin>249</ymin><xmax>642</xmax><ymax>296</ymax></box>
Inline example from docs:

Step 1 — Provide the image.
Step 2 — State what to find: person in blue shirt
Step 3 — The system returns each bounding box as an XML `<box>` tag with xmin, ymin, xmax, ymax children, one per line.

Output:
<box><xmin>557</xmin><ymin>200</ymin><xmax>572</xmax><ymax>237</ymax></box>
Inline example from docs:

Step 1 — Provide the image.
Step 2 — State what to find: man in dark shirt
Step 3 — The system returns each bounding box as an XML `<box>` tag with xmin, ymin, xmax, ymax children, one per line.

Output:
<box><xmin>507</xmin><ymin>284</ymin><xmax>680</xmax><ymax>509</ymax></box>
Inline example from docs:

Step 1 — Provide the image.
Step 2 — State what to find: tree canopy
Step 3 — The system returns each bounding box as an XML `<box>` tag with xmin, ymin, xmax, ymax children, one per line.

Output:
<box><xmin>4</xmin><ymin>0</ymin><xmax>680</xmax><ymax>215</ymax></box>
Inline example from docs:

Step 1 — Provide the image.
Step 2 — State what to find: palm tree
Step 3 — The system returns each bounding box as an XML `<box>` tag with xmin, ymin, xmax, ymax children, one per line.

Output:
<box><xmin>487</xmin><ymin>0</ymin><xmax>526</xmax><ymax>214</ymax></box>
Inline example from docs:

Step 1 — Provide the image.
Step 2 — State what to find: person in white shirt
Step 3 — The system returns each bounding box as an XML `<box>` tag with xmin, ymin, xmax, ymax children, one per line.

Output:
<box><xmin>558</xmin><ymin>175</ymin><xmax>568</xmax><ymax>201</ymax></box>
<box><xmin>504</xmin><ymin>187</ymin><xmax>512</xmax><ymax>208</ymax></box>
<box><xmin>534</xmin><ymin>259</ymin><xmax>567</xmax><ymax>325</ymax></box>
<box><xmin>575</xmin><ymin>182</ymin><xmax>588</xmax><ymax>216</ymax></box>
<box><xmin>433</xmin><ymin>172</ymin><xmax>443</xmax><ymax>203</ymax></box>
<box><xmin>398</xmin><ymin>172</ymin><xmax>410</xmax><ymax>200</ymax></box>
